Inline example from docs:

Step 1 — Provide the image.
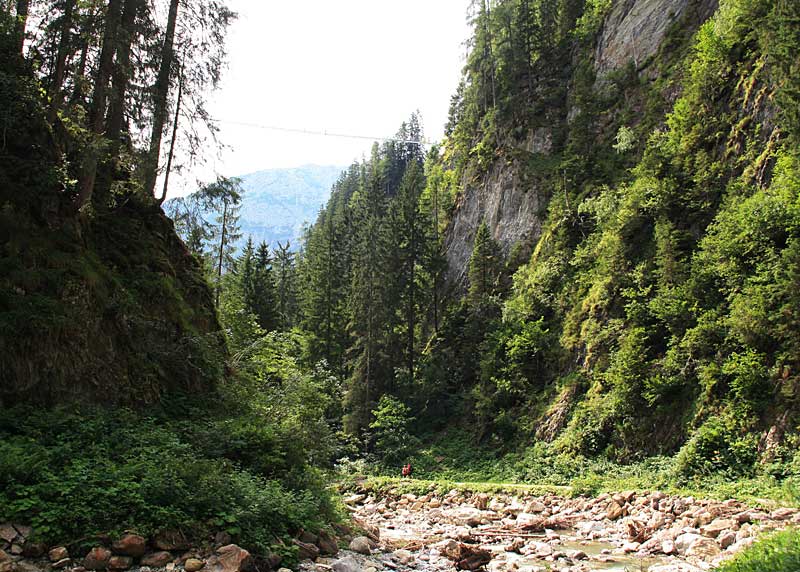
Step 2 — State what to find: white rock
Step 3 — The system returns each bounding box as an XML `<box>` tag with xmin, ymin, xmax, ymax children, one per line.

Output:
<box><xmin>332</xmin><ymin>556</ymin><xmax>361</xmax><ymax>572</ymax></box>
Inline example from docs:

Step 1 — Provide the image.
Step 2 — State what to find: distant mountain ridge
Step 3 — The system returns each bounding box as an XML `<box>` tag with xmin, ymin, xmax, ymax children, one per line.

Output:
<box><xmin>236</xmin><ymin>165</ymin><xmax>343</xmax><ymax>249</ymax></box>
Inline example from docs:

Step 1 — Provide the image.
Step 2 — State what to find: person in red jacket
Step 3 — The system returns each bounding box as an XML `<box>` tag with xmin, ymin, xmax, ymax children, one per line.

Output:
<box><xmin>401</xmin><ymin>463</ymin><xmax>413</xmax><ymax>478</ymax></box>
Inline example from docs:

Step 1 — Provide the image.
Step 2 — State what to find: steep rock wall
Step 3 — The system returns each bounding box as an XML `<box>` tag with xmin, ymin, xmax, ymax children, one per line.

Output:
<box><xmin>443</xmin><ymin>0</ymin><xmax>718</xmax><ymax>288</ymax></box>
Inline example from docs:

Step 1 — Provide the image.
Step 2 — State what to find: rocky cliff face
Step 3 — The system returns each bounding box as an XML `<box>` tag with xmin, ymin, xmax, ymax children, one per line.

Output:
<box><xmin>443</xmin><ymin>0</ymin><xmax>718</xmax><ymax>287</ymax></box>
<box><xmin>0</xmin><ymin>48</ymin><xmax>225</xmax><ymax>408</ymax></box>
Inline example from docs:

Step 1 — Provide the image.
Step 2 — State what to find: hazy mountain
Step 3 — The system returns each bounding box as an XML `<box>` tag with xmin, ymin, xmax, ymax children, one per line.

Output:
<box><xmin>236</xmin><ymin>165</ymin><xmax>343</xmax><ymax>249</ymax></box>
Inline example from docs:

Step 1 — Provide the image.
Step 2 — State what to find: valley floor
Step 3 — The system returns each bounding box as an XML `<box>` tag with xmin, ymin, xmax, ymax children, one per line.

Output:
<box><xmin>318</xmin><ymin>483</ymin><xmax>800</xmax><ymax>572</ymax></box>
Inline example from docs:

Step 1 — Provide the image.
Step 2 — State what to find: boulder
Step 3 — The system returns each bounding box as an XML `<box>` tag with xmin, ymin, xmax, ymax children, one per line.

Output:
<box><xmin>567</xmin><ymin>550</ymin><xmax>587</xmax><ymax>560</ymax></box>
<box><xmin>473</xmin><ymin>494</ymin><xmax>489</xmax><ymax>510</ymax></box>
<box><xmin>606</xmin><ymin>502</ymin><xmax>625</xmax><ymax>520</ymax></box>
<box><xmin>649</xmin><ymin>564</ymin><xmax>703</xmax><ymax>572</ymax></box>
<box><xmin>84</xmin><ymin>547</ymin><xmax>113</xmax><ymax>570</ymax></box>
<box><xmin>531</xmin><ymin>542</ymin><xmax>552</xmax><ymax>557</ymax></box>
<box><xmin>622</xmin><ymin>542</ymin><xmax>641</xmax><ymax>553</ymax></box>
<box><xmin>770</xmin><ymin>508</ymin><xmax>797</xmax><ymax>521</ymax></box>
<box><xmin>316</xmin><ymin>530</ymin><xmax>338</xmax><ymax>556</ymax></box>
<box><xmin>456</xmin><ymin>545</ymin><xmax>492</xmax><ymax>571</ymax></box>
<box><xmin>685</xmin><ymin>538</ymin><xmax>720</xmax><ymax>559</ymax></box>
<box><xmin>50</xmin><ymin>548</ymin><xmax>70</xmax><ymax>563</ymax></box>
<box><xmin>433</xmin><ymin>539</ymin><xmax>461</xmax><ymax>560</ymax></box>
<box><xmin>392</xmin><ymin>550</ymin><xmax>414</xmax><ymax>565</ymax></box>
<box><xmin>112</xmin><ymin>534</ymin><xmax>147</xmax><ymax>558</ymax></box>
<box><xmin>674</xmin><ymin>533</ymin><xmax>703</xmax><ymax>554</ymax></box>
<box><xmin>108</xmin><ymin>556</ymin><xmax>133</xmax><ymax>570</ymax></box>
<box><xmin>332</xmin><ymin>556</ymin><xmax>360</xmax><ymax>572</ymax></box>
<box><xmin>525</xmin><ymin>501</ymin><xmax>546</xmax><ymax>513</ymax></box>
<box><xmin>701</xmin><ymin>519</ymin><xmax>736</xmax><ymax>538</ymax></box>
<box><xmin>718</xmin><ymin>530</ymin><xmax>736</xmax><ymax>549</ymax></box>
<box><xmin>185</xmin><ymin>558</ymin><xmax>205</xmax><ymax>572</ymax></box>
<box><xmin>661</xmin><ymin>539</ymin><xmax>676</xmax><ymax>555</ymax></box>
<box><xmin>0</xmin><ymin>526</ymin><xmax>15</xmax><ymax>544</ymax></box>
<box><xmin>141</xmin><ymin>552</ymin><xmax>174</xmax><ymax>568</ymax></box>
<box><xmin>348</xmin><ymin>537</ymin><xmax>371</xmax><ymax>556</ymax></box>
<box><xmin>204</xmin><ymin>545</ymin><xmax>252</xmax><ymax>572</ymax></box>
<box><xmin>293</xmin><ymin>540</ymin><xmax>319</xmax><ymax>561</ymax></box>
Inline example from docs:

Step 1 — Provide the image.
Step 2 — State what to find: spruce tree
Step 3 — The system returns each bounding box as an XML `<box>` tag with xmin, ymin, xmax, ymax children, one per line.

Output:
<box><xmin>468</xmin><ymin>221</ymin><xmax>501</xmax><ymax>310</ymax></box>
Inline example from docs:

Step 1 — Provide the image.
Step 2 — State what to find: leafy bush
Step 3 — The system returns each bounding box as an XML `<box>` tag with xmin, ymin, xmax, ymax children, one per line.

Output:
<box><xmin>675</xmin><ymin>415</ymin><xmax>759</xmax><ymax>478</ymax></box>
<box><xmin>0</xmin><ymin>398</ymin><xmax>337</xmax><ymax>555</ymax></box>
<box><xmin>716</xmin><ymin>529</ymin><xmax>800</xmax><ymax>572</ymax></box>
<box><xmin>369</xmin><ymin>395</ymin><xmax>420</xmax><ymax>467</ymax></box>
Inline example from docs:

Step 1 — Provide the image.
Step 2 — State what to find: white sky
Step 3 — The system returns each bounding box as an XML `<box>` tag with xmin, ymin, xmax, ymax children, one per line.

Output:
<box><xmin>172</xmin><ymin>0</ymin><xmax>472</xmax><ymax>196</ymax></box>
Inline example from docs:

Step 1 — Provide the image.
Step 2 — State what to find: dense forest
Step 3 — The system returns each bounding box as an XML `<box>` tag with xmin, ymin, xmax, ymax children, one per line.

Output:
<box><xmin>2</xmin><ymin>0</ymin><xmax>800</xmax><ymax>570</ymax></box>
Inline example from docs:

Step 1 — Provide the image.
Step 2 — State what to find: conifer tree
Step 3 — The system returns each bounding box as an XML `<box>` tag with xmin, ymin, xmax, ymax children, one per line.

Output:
<box><xmin>273</xmin><ymin>241</ymin><xmax>298</xmax><ymax>330</ymax></box>
<box><xmin>468</xmin><ymin>221</ymin><xmax>501</xmax><ymax>310</ymax></box>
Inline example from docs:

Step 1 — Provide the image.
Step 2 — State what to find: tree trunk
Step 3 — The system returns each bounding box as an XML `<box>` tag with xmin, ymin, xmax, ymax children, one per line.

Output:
<box><xmin>143</xmin><ymin>0</ymin><xmax>180</xmax><ymax>199</ymax></box>
<box><xmin>15</xmin><ymin>0</ymin><xmax>29</xmax><ymax>55</ymax></box>
<box><xmin>76</xmin><ymin>0</ymin><xmax>123</xmax><ymax>211</ymax></box>
<box><xmin>48</xmin><ymin>0</ymin><xmax>76</xmax><ymax>122</ymax></box>
<box><xmin>157</xmin><ymin>55</ymin><xmax>183</xmax><ymax>206</ymax></box>
<box><xmin>105</xmin><ymin>0</ymin><xmax>141</xmax><ymax>144</ymax></box>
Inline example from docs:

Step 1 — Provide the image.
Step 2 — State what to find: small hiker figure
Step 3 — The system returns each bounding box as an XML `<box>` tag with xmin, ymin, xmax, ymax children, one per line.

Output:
<box><xmin>401</xmin><ymin>462</ymin><xmax>413</xmax><ymax>478</ymax></box>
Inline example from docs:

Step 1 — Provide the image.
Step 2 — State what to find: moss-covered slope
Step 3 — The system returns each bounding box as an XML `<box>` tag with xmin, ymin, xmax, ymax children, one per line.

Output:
<box><xmin>0</xmin><ymin>19</ymin><xmax>224</xmax><ymax>407</ymax></box>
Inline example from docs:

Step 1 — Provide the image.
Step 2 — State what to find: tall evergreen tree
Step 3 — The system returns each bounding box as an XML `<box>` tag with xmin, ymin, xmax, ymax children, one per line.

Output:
<box><xmin>468</xmin><ymin>221</ymin><xmax>501</xmax><ymax>310</ymax></box>
<box><xmin>273</xmin><ymin>241</ymin><xmax>298</xmax><ymax>330</ymax></box>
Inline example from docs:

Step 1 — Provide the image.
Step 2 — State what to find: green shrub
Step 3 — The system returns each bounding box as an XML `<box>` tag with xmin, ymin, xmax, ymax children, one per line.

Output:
<box><xmin>0</xmin><ymin>402</ymin><xmax>335</xmax><ymax>555</ymax></box>
<box><xmin>716</xmin><ymin>529</ymin><xmax>800</xmax><ymax>572</ymax></box>
<box><xmin>675</xmin><ymin>415</ymin><xmax>759</xmax><ymax>478</ymax></box>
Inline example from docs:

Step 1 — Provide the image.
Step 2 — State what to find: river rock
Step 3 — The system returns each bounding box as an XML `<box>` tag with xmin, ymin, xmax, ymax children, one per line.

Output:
<box><xmin>204</xmin><ymin>545</ymin><xmax>251</xmax><ymax>572</ymax></box>
<box><xmin>770</xmin><ymin>508</ymin><xmax>797</xmax><ymax>521</ymax></box>
<box><xmin>718</xmin><ymin>530</ymin><xmax>736</xmax><ymax>549</ymax></box>
<box><xmin>525</xmin><ymin>500</ymin><xmax>547</xmax><ymax>513</ymax></box>
<box><xmin>661</xmin><ymin>539</ymin><xmax>676</xmax><ymax>554</ymax></box>
<box><xmin>293</xmin><ymin>540</ymin><xmax>319</xmax><ymax>561</ymax></box>
<box><xmin>434</xmin><ymin>539</ymin><xmax>461</xmax><ymax>560</ymax></box>
<box><xmin>112</xmin><ymin>534</ymin><xmax>147</xmax><ymax>558</ymax></box>
<box><xmin>53</xmin><ymin>558</ymin><xmax>73</xmax><ymax>569</ymax></box>
<box><xmin>531</xmin><ymin>542</ymin><xmax>552</xmax><ymax>557</ymax></box>
<box><xmin>685</xmin><ymin>537</ymin><xmax>720</xmax><ymax>559</ymax></box>
<box><xmin>674</xmin><ymin>533</ymin><xmax>703</xmax><ymax>554</ymax></box>
<box><xmin>392</xmin><ymin>549</ymin><xmax>414</xmax><ymax>565</ymax></box>
<box><xmin>84</xmin><ymin>547</ymin><xmax>112</xmax><ymax>570</ymax></box>
<box><xmin>141</xmin><ymin>552</ymin><xmax>174</xmax><ymax>568</ymax></box>
<box><xmin>0</xmin><ymin>527</ymin><xmax>16</xmax><ymax>545</ymax></box>
<box><xmin>622</xmin><ymin>542</ymin><xmax>640</xmax><ymax>553</ymax></box>
<box><xmin>108</xmin><ymin>556</ymin><xmax>133</xmax><ymax>570</ymax></box>
<box><xmin>316</xmin><ymin>530</ymin><xmax>338</xmax><ymax>556</ymax></box>
<box><xmin>567</xmin><ymin>550</ymin><xmax>587</xmax><ymax>560</ymax></box>
<box><xmin>701</xmin><ymin>518</ymin><xmax>736</xmax><ymax>538</ymax></box>
<box><xmin>606</xmin><ymin>502</ymin><xmax>625</xmax><ymax>520</ymax></box>
<box><xmin>649</xmin><ymin>564</ymin><xmax>703</xmax><ymax>572</ymax></box>
<box><xmin>332</xmin><ymin>556</ymin><xmax>361</xmax><ymax>572</ymax></box>
<box><xmin>0</xmin><ymin>552</ymin><xmax>10</xmax><ymax>572</ymax></box>
<box><xmin>348</xmin><ymin>537</ymin><xmax>372</xmax><ymax>556</ymax></box>
<box><xmin>185</xmin><ymin>558</ymin><xmax>205</xmax><ymax>572</ymax></box>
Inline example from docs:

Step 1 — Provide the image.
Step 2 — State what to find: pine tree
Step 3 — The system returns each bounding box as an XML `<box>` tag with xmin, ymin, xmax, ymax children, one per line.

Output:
<box><xmin>195</xmin><ymin>176</ymin><xmax>243</xmax><ymax>305</ymax></box>
<box><xmin>273</xmin><ymin>241</ymin><xmax>298</xmax><ymax>330</ymax></box>
<box><xmin>468</xmin><ymin>221</ymin><xmax>501</xmax><ymax>310</ymax></box>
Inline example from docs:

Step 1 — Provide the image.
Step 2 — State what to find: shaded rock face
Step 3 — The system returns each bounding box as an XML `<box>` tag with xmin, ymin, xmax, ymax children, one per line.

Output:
<box><xmin>443</xmin><ymin>0</ymin><xmax>718</xmax><ymax>290</ymax></box>
<box><xmin>594</xmin><ymin>0</ymin><xmax>719</xmax><ymax>77</ymax></box>
<box><xmin>444</xmin><ymin>160</ymin><xmax>545</xmax><ymax>287</ymax></box>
